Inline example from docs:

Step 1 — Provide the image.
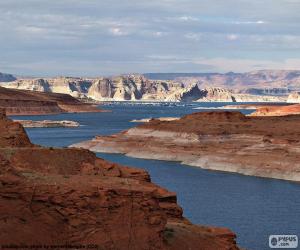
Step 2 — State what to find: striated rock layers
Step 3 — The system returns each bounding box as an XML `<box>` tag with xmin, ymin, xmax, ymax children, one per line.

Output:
<box><xmin>0</xmin><ymin>86</ymin><xmax>102</xmax><ymax>115</ymax></box>
<box><xmin>0</xmin><ymin>109</ymin><xmax>240</xmax><ymax>250</ymax></box>
<box><xmin>87</xmin><ymin>75</ymin><xmax>175</xmax><ymax>101</ymax></box>
<box><xmin>1</xmin><ymin>74</ymin><xmax>285</xmax><ymax>102</ymax></box>
<box><xmin>72</xmin><ymin>111</ymin><xmax>300</xmax><ymax>182</ymax></box>
<box><xmin>0</xmin><ymin>77</ymin><xmax>92</xmax><ymax>98</ymax></box>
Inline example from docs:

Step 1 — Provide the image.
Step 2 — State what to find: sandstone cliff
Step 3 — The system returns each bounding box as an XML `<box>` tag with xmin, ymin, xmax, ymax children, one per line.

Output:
<box><xmin>0</xmin><ymin>109</ymin><xmax>239</xmax><ymax>250</ymax></box>
<box><xmin>0</xmin><ymin>72</ymin><xmax>287</xmax><ymax>102</ymax></box>
<box><xmin>0</xmin><ymin>86</ymin><xmax>102</xmax><ymax>115</ymax></box>
<box><xmin>1</xmin><ymin>77</ymin><xmax>91</xmax><ymax>98</ymax></box>
<box><xmin>287</xmin><ymin>92</ymin><xmax>300</xmax><ymax>103</ymax></box>
<box><xmin>72</xmin><ymin>111</ymin><xmax>300</xmax><ymax>182</ymax></box>
<box><xmin>87</xmin><ymin>75</ymin><xmax>188</xmax><ymax>101</ymax></box>
<box><xmin>194</xmin><ymin>87</ymin><xmax>284</xmax><ymax>102</ymax></box>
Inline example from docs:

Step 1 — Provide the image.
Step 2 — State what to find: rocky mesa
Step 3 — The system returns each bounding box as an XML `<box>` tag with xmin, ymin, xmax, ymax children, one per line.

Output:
<box><xmin>0</xmin><ymin>86</ymin><xmax>102</xmax><ymax>115</ymax></box>
<box><xmin>0</xmin><ymin>109</ymin><xmax>240</xmax><ymax>250</ymax></box>
<box><xmin>72</xmin><ymin>111</ymin><xmax>300</xmax><ymax>182</ymax></box>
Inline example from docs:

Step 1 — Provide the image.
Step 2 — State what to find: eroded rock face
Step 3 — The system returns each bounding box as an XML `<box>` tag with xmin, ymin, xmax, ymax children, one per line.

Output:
<box><xmin>0</xmin><ymin>73</ymin><xmax>286</xmax><ymax>102</ymax></box>
<box><xmin>0</xmin><ymin>110</ymin><xmax>240</xmax><ymax>250</ymax></box>
<box><xmin>1</xmin><ymin>77</ymin><xmax>92</xmax><ymax>98</ymax></box>
<box><xmin>87</xmin><ymin>75</ymin><xmax>186</xmax><ymax>101</ymax></box>
<box><xmin>72</xmin><ymin>111</ymin><xmax>300</xmax><ymax>182</ymax></box>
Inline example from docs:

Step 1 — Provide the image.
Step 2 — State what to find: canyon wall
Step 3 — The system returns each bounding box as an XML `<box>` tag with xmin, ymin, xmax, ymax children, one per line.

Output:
<box><xmin>0</xmin><ymin>109</ymin><xmax>240</xmax><ymax>250</ymax></box>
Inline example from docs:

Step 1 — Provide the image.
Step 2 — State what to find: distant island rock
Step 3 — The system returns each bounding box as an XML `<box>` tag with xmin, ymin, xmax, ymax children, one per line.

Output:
<box><xmin>14</xmin><ymin>119</ymin><xmax>80</xmax><ymax>128</ymax></box>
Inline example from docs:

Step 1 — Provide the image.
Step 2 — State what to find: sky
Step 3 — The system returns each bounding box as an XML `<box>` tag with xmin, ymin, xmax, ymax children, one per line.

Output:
<box><xmin>1</xmin><ymin>0</ymin><xmax>300</xmax><ymax>76</ymax></box>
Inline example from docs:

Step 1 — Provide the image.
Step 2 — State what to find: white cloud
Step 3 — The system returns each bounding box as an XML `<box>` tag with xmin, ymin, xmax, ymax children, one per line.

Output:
<box><xmin>184</xmin><ymin>33</ymin><xmax>202</xmax><ymax>41</ymax></box>
<box><xmin>1</xmin><ymin>0</ymin><xmax>300</xmax><ymax>75</ymax></box>
<box><xmin>226</xmin><ymin>34</ymin><xmax>239</xmax><ymax>41</ymax></box>
<box><xmin>234</xmin><ymin>20</ymin><xmax>266</xmax><ymax>25</ymax></box>
<box><xmin>178</xmin><ymin>16</ymin><xmax>199</xmax><ymax>22</ymax></box>
<box><xmin>109</xmin><ymin>27</ymin><xmax>128</xmax><ymax>36</ymax></box>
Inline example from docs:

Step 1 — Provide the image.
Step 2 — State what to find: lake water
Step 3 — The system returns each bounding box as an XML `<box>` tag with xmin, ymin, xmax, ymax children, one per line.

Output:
<box><xmin>11</xmin><ymin>102</ymin><xmax>300</xmax><ymax>250</ymax></box>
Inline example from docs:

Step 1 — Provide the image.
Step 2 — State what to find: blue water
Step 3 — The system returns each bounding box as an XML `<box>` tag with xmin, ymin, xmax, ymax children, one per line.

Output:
<box><xmin>11</xmin><ymin>102</ymin><xmax>300</xmax><ymax>250</ymax></box>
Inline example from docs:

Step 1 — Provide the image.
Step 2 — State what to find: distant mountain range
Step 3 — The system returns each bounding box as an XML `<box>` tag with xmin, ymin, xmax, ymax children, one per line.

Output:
<box><xmin>1</xmin><ymin>70</ymin><xmax>300</xmax><ymax>102</ymax></box>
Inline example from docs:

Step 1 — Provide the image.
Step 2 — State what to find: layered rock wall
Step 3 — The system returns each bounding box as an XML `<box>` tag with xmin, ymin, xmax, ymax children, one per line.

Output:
<box><xmin>72</xmin><ymin>111</ymin><xmax>300</xmax><ymax>182</ymax></box>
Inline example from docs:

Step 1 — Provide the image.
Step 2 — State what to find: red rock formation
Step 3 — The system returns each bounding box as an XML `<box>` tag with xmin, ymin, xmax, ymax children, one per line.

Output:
<box><xmin>250</xmin><ymin>103</ymin><xmax>300</xmax><ymax>116</ymax></box>
<box><xmin>0</xmin><ymin>86</ymin><xmax>102</xmax><ymax>115</ymax></box>
<box><xmin>72</xmin><ymin>111</ymin><xmax>300</xmax><ymax>182</ymax></box>
<box><xmin>0</xmin><ymin>109</ymin><xmax>240</xmax><ymax>250</ymax></box>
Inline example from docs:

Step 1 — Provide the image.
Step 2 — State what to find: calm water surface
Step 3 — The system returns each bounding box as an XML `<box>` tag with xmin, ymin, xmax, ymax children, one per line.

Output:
<box><xmin>11</xmin><ymin>102</ymin><xmax>300</xmax><ymax>250</ymax></box>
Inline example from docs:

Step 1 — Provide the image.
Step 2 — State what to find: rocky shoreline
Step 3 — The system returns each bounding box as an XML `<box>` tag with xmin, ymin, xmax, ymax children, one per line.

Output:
<box><xmin>72</xmin><ymin>111</ymin><xmax>300</xmax><ymax>182</ymax></box>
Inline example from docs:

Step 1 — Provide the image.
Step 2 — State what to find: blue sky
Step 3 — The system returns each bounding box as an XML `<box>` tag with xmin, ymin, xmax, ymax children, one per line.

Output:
<box><xmin>1</xmin><ymin>0</ymin><xmax>300</xmax><ymax>76</ymax></box>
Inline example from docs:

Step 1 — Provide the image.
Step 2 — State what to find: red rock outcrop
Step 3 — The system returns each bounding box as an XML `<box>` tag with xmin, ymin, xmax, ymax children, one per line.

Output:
<box><xmin>72</xmin><ymin>111</ymin><xmax>300</xmax><ymax>182</ymax></box>
<box><xmin>250</xmin><ymin>103</ymin><xmax>300</xmax><ymax>116</ymax></box>
<box><xmin>0</xmin><ymin>86</ymin><xmax>102</xmax><ymax>115</ymax></box>
<box><xmin>0</xmin><ymin>109</ymin><xmax>240</xmax><ymax>250</ymax></box>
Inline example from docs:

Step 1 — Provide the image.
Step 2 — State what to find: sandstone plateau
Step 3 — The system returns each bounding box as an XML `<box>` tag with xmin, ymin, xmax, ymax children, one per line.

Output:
<box><xmin>0</xmin><ymin>71</ymin><xmax>290</xmax><ymax>102</ymax></box>
<box><xmin>0</xmin><ymin>109</ymin><xmax>240</xmax><ymax>249</ymax></box>
<box><xmin>72</xmin><ymin>111</ymin><xmax>300</xmax><ymax>182</ymax></box>
<box><xmin>0</xmin><ymin>86</ymin><xmax>102</xmax><ymax>115</ymax></box>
